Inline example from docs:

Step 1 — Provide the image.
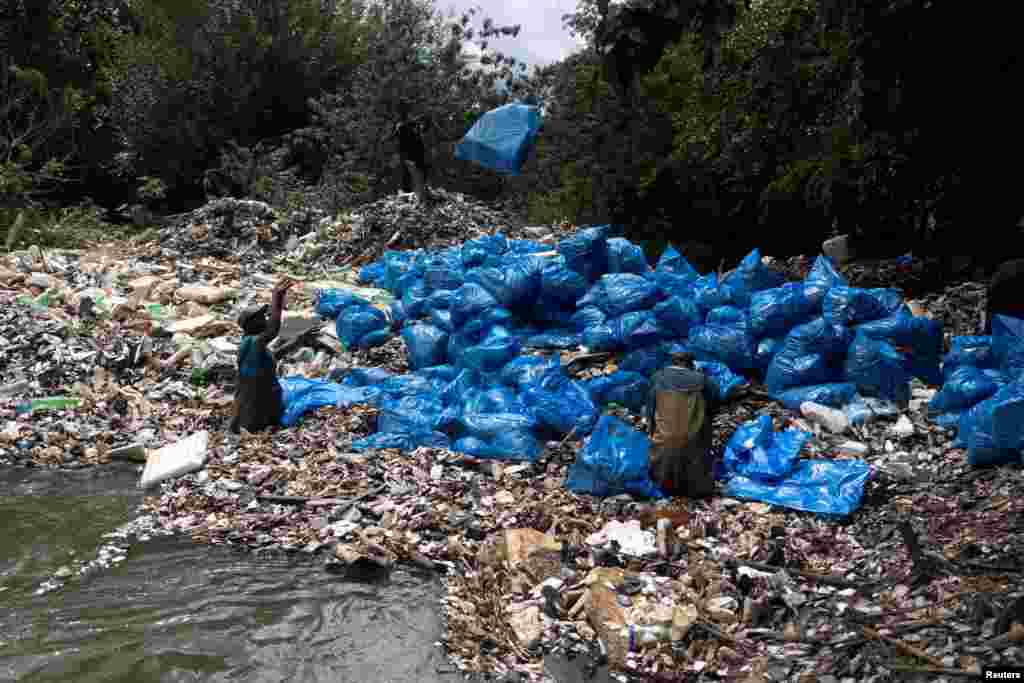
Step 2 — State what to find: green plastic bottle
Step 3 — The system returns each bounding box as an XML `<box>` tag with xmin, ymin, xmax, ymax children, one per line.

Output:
<box><xmin>29</xmin><ymin>397</ymin><xmax>81</xmax><ymax>411</ymax></box>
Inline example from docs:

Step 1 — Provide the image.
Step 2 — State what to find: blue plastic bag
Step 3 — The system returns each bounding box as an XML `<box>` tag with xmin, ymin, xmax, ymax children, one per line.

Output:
<box><xmin>393</xmin><ymin>269</ymin><xmax>424</xmax><ymax>301</ymax></box>
<box><xmin>585</xmin><ymin>371</ymin><xmax>650</xmax><ymax>412</ymax></box>
<box><xmin>339</xmin><ymin>367</ymin><xmax>394</xmax><ymax>387</ymax></box>
<box><xmin>382</xmin><ymin>250</ymin><xmax>419</xmax><ymax>291</ymax></box>
<box><xmin>358</xmin><ymin>262</ymin><xmax>385</xmax><ymax>286</ymax></box>
<box><xmin>694</xmin><ymin>361</ymin><xmax>748</xmax><ymax>402</ymax></box>
<box><xmin>693</xmin><ymin>274</ymin><xmax>732</xmax><ymax>312</ymax></box>
<box><xmin>417</xmin><ymin>364</ymin><xmax>459</xmax><ymax>384</ymax></box>
<box><xmin>766</xmin><ymin>351</ymin><xmax>835</xmax><ymax>396</ymax></box>
<box><xmin>722</xmin><ymin>415</ymin><xmax>810</xmax><ymax>482</ymax></box>
<box><xmin>449</xmin><ymin>283</ymin><xmax>499</xmax><ymax>329</ymax></box>
<box><xmin>462</xmin><ymin>327</ymin><xmax>522</xmax><ymax>373</ymax></box>
<box><xmin>706</xmin><ymin>305</ymin><xmax>747</xmax><ymax>327</ymax></box>
<box><xmin>754</xmin><ymin>336</ymin><xmax>784</xmax><ymax>372</ymax></box>
<box><xmin>943</xmin><ymin>336</ymin><xmax>996</xmax><ymax>374</ymax></box>
<box><xmin>462</xmin><ymin>233</ymin><xmax>509</xmax><ymax>268</ymax></box>
<box><xmin>429</xmin><ymin>307</ymin><xmax>454</xmax><ymax>332</ymax></box>
<box><xmin>380</xmin><ymin>373</ymin><xmax>437</xmax><ymax>398</ymax></box>
<box><xmin>723</xmin><ymin>459</ymin><xmax>871</xmax><ymax>516</ymax></box>
<box><xmin>583</xmin><ymin>311</ymin><xmax>663</xmax><ymax>352</ymax></box>
<box><xmin>466</xmin><ymin>260</ymin><xmax>543</xmax><ymax>309</ymax></box>
<box><xmin>522</xmin><ymin>366</ymin><xmax>599</xmax><ymax>436</ymax></box>
<box><xmin>652</xmin><ymin>296</ymin><xmax>702</xmax><ymax>339</ymax></box>
<box><xmin>401</xmin><ymin>323</ymin><xmax>450</xmax><ymax>371</ymax></box>
<box><xmin>856</xmin><ymin>308</ymin><xmax>944</xmax><ymax>385</ymax></box>
<box><xmin>452</xmin><ymin>429</ymin><xmax>542</xmax><ymax>462</ymax></box>
<box><xmin>526</xmin><ymin>330</ymin><xmax>581</xmax><ymax>349</ymax></box>
<box><xmin>652</xmin><ymin>271</ymin><xmax>698</xmax><ymax>299</ymax></box>
<box><xmin>564</xmin><ymin>415</ymin><xmax>665</xmax><ymax>500</ymax></box>
<box><xmin>389</xmin><ymin>300</ymin><xmax>407</xmax><ymax>329</ymax></box>
<box><xmin>557</xmin><ymin>225</ymin><xmax>610</xmax><ymax>283</ymax></box>
<box><xmin>844</xmin><ymin>333</ymin><xmax>911</xmax><ymax>403</ymax></box>
<box><xmin>929</xmin><ymin>366</ymin><xmax>999</xmax><ymax>414</ymax></box>
<box><xmin>619</xmin><ymin>344</ymin><xmax>672</xmax><ymax>377</ymax></box>
<box><xmin>957</xmin><ymin>381</ymin><xmax>1024</xmax><ymax>467</ymax></box>
<box><xmin>656</xmin><ymin>246</ymin><xmax>700</xmax><ymax>280</ymax></box>
<box><xmin>577</xmin><ymin>273</ymin><xmax>660</xmax><ymax>317</ymax></box>
<box><xmin>803</xmin><ymin>254</ymin><xmax>847</xmax><ymax>306</ymax></box>
<box><xmin>541</xmin><ymin>260</ymin><xmax>589</xmax><ymax>306</ymax></box>
<box><xmin>336</xmin><ymin>304</ymin><xmax>390</xmax><ymax>349</ymax></box>
<box><xmin>500</xmin><ymin>355</ymin><xmax>559</xmax><ymax>388</ymax></box>
<box><xmin>748</xmin><ymin>283</ymin><xmax>817</xmax><ymax>339</ymax></box>
<box><xmin>455</xmin><ymin>101</ymin><xmax>542</xmax><ymax>175</ymax></box>
<box><xmin>775</xmin><ymin>383</ymin><xmax>857</xmax><ymax>411</ymax></box>
<box><xmin>351</xmin><ymin>430</ymin><xmax>451</xmax><ymax>453</ymax></box>
<box><xmin>720</xmin><ymin>249</ymin><xmax>785</xmax><ymax>307</ymax></box>
<box><xmin>315</xmin><ymin>289</ymin><xmax>371</xmax><ymax>319</ymax></box>
<box><xmin>688</xmin><ymin>324</ymin><xmax>757</xmax><ymax>371</ymax></box>
<box><xmin>607</xmin><ymin>237</ymin><xmax>650</xmax><ymax>274</ymax></box>
<box><xmin>359</xmin><ymin>329</ymin><xmax>392</xmax><ymax>349</ymax></box>
<box><xmin>992</xmin><ymin>315</ymin><xmax>1024</xmax><ymax>378</ymax></box>
<box><xmin>571</xmin><ymin>306</ymin><xmax>607</xmax><ymax>332</ymax></box>
<box><xmin>824</xmin><ymin>286</ymin><xmax>904</xmax><ymax>329</ymax></box>
<box><xmin>279</xmin><ymin>377</ymin><xmax>377</xmax><ymax>427</ymax></box>
<box><xmin>456</xmin><ymin>411</ymin><xmax>539</xmax><ymax>440</ymax></box>
<box><xmin>377</xmin><ymin>396</ymin><xmax>444</xmax><ymax>435</ymax></box>
<box><xmin>401</xmin><ymin>279</ymin><xmax>432</xmax><ymax>319</ymax></box>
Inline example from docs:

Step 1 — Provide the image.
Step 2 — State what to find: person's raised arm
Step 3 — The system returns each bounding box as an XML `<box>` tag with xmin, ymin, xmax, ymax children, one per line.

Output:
<box><xmin>260</xmin><ymin>277</ymin><xmax>295</xmax><ymax>344</ymax></box>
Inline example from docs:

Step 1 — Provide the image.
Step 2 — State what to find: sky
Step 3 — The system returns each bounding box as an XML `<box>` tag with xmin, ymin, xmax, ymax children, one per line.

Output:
<box><xmin>435</xmin><ymin>0</ymin><xmax>589</xmax><ymax>72</ymax></box>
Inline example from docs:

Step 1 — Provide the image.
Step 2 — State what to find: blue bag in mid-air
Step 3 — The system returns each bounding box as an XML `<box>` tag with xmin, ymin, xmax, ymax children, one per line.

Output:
<box><xmin>455</xmin><ymin>101</ymin><xmax>542</xmax><ymax>175</ymax></box>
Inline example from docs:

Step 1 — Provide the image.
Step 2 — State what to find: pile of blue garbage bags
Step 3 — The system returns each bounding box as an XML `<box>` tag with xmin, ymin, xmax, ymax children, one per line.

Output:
<box><xmin>275</xmin><ymin>223</ymin><xmax>1023</xmax><ymax>516</ymax></box>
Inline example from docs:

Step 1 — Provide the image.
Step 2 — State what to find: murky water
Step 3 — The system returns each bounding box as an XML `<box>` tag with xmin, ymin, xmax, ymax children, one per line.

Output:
<box><xmin>0</xmin><ymin>466</ymin><xmax>459</xmax><ymax>683</ymax></box>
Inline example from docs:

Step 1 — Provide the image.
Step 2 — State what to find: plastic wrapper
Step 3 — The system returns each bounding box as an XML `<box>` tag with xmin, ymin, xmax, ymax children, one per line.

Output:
<box><xmin>526</xmin><ymin>330</ymin><xmax>581</xmax><ymax>349</ymax></box>
<box><xmin>722</xmin><ymin>415</ymin><xmax>810</xmax><ymax>482</ymax></box>
<box><xmin>843</xmin><ymin>395</ymin><xmax>900</xmax><ymax>425</ymax></box>
<box><xmin>462</xmin><ymin>327</ymin><xmax>522</xmax><ymax>373</ymax></box>
<box><xmin>653</xmin><ymin>296</ymin><xmax>702</xmax><ymax>338</ymax></box>
<box><xmin>929</xmin><ymin>366</ymin><xmax>999</xmax><ymax>414</ymax></box>
<box><xmin>336</xmin><ymin>304</ymin><xmax>390</xmax><ymax>349</ymax></box>
<box><xmin>351</xmin><ymin>430</ymin><xmax>451</xmax><ymax>453</ymax></box>
<box><xmin>720</xmin><ymin>249</ymin><xmax>785</xmax><ymax>307</ymax></box>
<box><xmin>775</xmin><ymin>382</ymin><xmax>857</xmax><ymax>411</ymax></box>
<box><xmin>723</xmin><ymin>459</ymin><xmax>871</xmax><ymax>516</ymax></box>
<box><xmin>541</xmin><ymin>259</ymin><xmax>589</xmax><ymax>306</ymax></box>
<box><xmin>748</xmin><ymin>283</ymin><xmax>817</xmax><ymax>338</ymax></box>
<box><xmin>449</xmin><ymin>283</ymin><xmax>499</xmax><ymax>328</ymax></box>
<box><xmin>843</xmin><ymin>333</ymin><xmax>911</xmax><ymax>403</ymax></box>
<box><xmin>577</xmin><ymin>273</ymin><xmax>661</xmax><ymax>317</ymax></box>
<box><xmin>583</xmin><ymin>311</ymin><xmax>663</xmax><ymax>352</ymax></box>
<box><xmin>564</xmin><ymin>415</ymin><xmax>665</xmax><ymax>499</ymax></box>
<box><xmin>461</xmin><ymin>233</ymin><xmax>509</xmax><ymax>268</ymax></box>
<box><xmin>694</xmin><ymin>361</ymin><xmax>748</xmax><ymax>402</ymax></box>
<box><xmin>992</xmin><ymin>315</ymin><xmax>1024</xmax><ymax>378</ymax></box>
<box><xmin>314</xmin><ymin>289</ymin><xmax>371</xmax><ymax>319</ymax></box>
<box><xmin>452</xmin><ymin>429</ymin><xmax>542</xmax><ymax>462</ymax></box>
<box><xmin>557</xmin><ymin>225</ymin><xmax>610</xmax><ymax>282</ymax></box>
<box><xmin>607</xmin><ymin>237</ymin><xmax>650</xmax><ymax>274</ymax></box>
<box><xmin>957</xmin><ymin>381</ymin><xmax>1024</xmax><ymax>467</ymax></box>
<box><xmin>688</xmin><ymin>324</ymin><xmax>757</xmax><ymax>371</ymax></box>
<box><xmin>619</xmin><ymin>344</ymin><xmax>672</xmax><ymax>377</ymax></box>
<box><xmin>655</xmin><ymin>246</ymin><xmax>700</xmax><ymax>280</ymax></box>
<box><xmin>522</xmin><ymin>367</ymin><xmax>599</xmax><ymax>436</ymax></box>
<box><xmin>358</xmin><ymin>262</ymin><xmax>385</xmax><ymax>286</ymax></box>
<box><xmin>571</xmin><ymin>306</ymin><xmax>607</xmax><ymax>332</ymax></box>
<box><xmin>585</xmin><ymin>371</ymin><xmax>650</xmax><ymax>412</ymax></box>
<box><xmin>823</xmin><ymin>286</ymin><xmax>904</xmax><ymax>329</ymax></box>
<box><xmin>401</xmin><ymin>323</ymin><xmax>449</xmax><ymax>371</ymax></box>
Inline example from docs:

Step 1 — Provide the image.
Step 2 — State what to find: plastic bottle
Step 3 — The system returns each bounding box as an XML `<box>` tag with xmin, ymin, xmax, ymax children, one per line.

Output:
<box><xmin>624</xmin><ymin>623</ymin><xmax>673</xmax><ymax>651</ymax></box>
<box><xmin>800</xmin><ymin>401</ymin><xmax>850</xmax><ymax>434</ymax></box>
<box><xmin>30</xmin><ymin>397</ymin><xmax>82</xmax><ymax>411</ymax></box>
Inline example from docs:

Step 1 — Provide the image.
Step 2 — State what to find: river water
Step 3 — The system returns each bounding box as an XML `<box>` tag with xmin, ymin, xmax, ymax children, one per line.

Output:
<box><xmin>0</xmin><ymin>466</ymin><xmax>461</xmax><ymax>683</ymax></box>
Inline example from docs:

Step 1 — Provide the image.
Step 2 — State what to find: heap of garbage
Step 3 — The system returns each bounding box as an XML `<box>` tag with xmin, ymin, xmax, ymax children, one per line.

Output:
<box><xmin>3</xmin><ymin>206</ymin><xmax>1024</xmax><ymax>683</ymax></box>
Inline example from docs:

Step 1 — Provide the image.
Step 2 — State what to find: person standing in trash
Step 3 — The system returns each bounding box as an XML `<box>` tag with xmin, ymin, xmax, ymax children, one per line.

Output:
<box><xmin>389</xmin><ymin>101</ymin><xmax>433</xmax><ymax>201</ymax></box>
<box><xmin>230</xmin><ymin>277</ymin><xmax>296</xmax><ymax>434</ymax></box>
<box><xmin>647</xmin><ymin>352</ymin><xmax>721</xmax><ymax>498</ymax></box>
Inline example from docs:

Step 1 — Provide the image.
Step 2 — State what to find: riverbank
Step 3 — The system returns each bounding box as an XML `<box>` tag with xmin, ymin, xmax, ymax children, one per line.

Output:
<box><xmin>2</xmin><ymin>190</ymin><xmax>1022</xmax><ymax>683</ymax></box>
